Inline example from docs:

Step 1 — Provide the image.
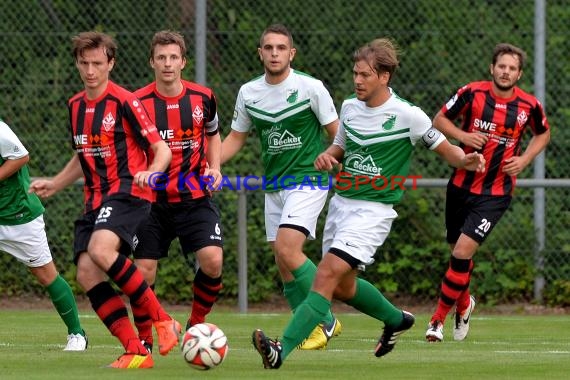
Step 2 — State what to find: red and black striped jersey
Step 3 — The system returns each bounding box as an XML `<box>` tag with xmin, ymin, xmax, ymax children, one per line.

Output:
<box><xmin>68</xmin><ymin>81</ymin><xmax>162</xmax><ymax>213</ymax></box>
<box><xmin>134</xmin><ymin>80</ymin><xmax>219</xmax><ymax>203</ymax></box>
<box><xmin>440</xmin><ymin>81</ymin><xmax>549</xmax><ymax>196</ymax></box>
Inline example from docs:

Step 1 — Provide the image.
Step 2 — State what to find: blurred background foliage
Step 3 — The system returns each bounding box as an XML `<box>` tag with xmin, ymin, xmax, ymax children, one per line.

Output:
<box><xmin>1</xmin><ymin>0</ymin><xmax>569</xmax><ymax>308</ymax></box>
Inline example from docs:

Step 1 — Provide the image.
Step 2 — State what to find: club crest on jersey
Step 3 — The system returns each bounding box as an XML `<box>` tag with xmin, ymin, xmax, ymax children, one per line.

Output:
<box><xmin>517</xmin><ymin>110</ymin><xmax>528</xmax><ymax>127</ymax></box>
<box><xmin>192</xmin><ymin>105</ymin><xmax>204</xmax><ymax>125</ymax></box>
<box><xmin>286</xmin><ymin>89</ymin><xmax>298</xmax><ymax>103</ymax></box>
<box><xmin>382</xmin><ymin>115</ymin><xmax>397</xmax><ymax>130</ymax></box>
<box><xmin>102</xmin><ymin>112</ymin><xmax>116</xmax><ymax>132</ymax></box>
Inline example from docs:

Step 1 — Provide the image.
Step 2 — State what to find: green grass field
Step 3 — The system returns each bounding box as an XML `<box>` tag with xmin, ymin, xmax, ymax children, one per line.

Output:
<box><xmin>0</xmin><ymin>308</ymin><xmax>568</xmax><ymax>380</ymax></box>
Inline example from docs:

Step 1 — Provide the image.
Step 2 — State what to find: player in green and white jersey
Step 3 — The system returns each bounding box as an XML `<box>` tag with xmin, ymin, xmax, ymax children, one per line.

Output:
<box><xmin>222</xmin><ymin>24</ymin><xmax>340</xmax><ymax>350</ymax></box>
<box><xmin>252</xmin><ymin>38</ymin><xmax>485</xmax><ymax>369</ymax></box>
<box><xmin>0</xmin><ymin>119</ymin><xmax>87</xmax><ymax>351</ymax></box>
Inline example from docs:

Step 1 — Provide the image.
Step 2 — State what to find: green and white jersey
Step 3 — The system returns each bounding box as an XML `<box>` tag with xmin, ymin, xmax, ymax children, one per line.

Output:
<box><xmin>334</xmin><ymin>89</ymin><xmax>445</xmax><ymax>204</ymax></box>
<box><xmin>0</xmin><ymin>120</ymin><xmax>44</xmax><ymax>225</ymax></box>
<box><xmin>231</xmin><ymin>69</ymin><xmax>338</xmax><ymax>192</ymax></box>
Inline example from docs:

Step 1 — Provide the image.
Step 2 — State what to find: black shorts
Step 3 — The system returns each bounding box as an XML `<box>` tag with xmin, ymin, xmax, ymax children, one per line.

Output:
<box><xmin>73</xmin><ymin>197</ymin><xmax>151</xmax><ymax>264</ymax></box>
<box><xmin>133</xmin><ymin>197</ymin><xmax>223</xmax><ymax>260</ymax></box>
<box><xmin>445</xmin><ymin>183</ymin><xmax>511</xmax><ymax>245</ymax></box>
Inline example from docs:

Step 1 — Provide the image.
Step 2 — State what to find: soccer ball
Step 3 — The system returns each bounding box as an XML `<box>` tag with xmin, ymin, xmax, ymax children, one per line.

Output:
<box><xmin>181</xmin><ymin>323</ymin><xmax>228</xmax><ymax>370</ymax></box>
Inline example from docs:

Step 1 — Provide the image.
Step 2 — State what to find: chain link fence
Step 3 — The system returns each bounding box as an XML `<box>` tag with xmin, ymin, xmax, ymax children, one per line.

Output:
<box><xmin>1</xmin><ymin>0</ymin><xmax>569</xmax><ymax>308</ymax></box>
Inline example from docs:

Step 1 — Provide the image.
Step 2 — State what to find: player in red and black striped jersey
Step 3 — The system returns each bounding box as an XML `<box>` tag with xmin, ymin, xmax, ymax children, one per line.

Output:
<box><xmin>67</xmin><ymin>81</ymin><xmax>163</xmax><ymax>210</ymax></box>
<box><xmin>426</xmin><ymin>43</ymin><xmax>550</xmax><ymax>343</ymax></box>
<box><xmin>439</xmin><ymin>81</ymin><xmax>549</xmax><ymax>196</ymax></box>
<box><xmin>130</xmin><ymin>31</ymin><xmax>224</xmax><ymax>350</ymax></box>
<box><xmin>30</xmin><ymin>32</ymin><xmax>181</xmax><ymax>368</ymax></box>
<box><xmin>135</xmin><ymin>79</ymin><xmax>219</xmax><ymax>202</ymax></box>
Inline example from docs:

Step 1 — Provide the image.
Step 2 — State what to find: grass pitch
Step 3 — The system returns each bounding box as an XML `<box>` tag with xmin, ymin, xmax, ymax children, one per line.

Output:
<box><xmin>0</xmin><ymin>308</ymin><xmax>568</xmax><ymax>380</ymax></box>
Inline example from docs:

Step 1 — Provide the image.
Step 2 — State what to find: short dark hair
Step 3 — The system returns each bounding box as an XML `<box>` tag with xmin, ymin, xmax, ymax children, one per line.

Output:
<box><xmin>259</xmin><ymin>24</ymin><xmax>294</xmax><ymax>48</ymax></box>
<box><xmin>492</xmin><ymin>43</ymin><xmax>526</xmax><ymax>70</ymax></box>
<box><xmin>71</xmin><ymin>31</ymin><xmax>117</xmax><ymax>62</ymax></box>
<box><xmin>150</xmin><ymin>30</ymin><xmax>186</xmax><ymax>58</ymax></box>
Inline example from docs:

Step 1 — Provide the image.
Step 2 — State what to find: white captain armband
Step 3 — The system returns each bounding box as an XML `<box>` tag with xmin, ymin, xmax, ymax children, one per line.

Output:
<box><xmin>421</xmin><ymin>127</ymin><xmax>445</xmax><ymax>149</ymax></box>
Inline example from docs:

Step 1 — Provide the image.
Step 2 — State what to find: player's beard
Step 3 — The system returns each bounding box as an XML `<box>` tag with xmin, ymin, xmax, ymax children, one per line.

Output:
<box><xmin>493</xmin><ymin>77</ymin><xmax>516</xmax><ymax>92</ymax></box>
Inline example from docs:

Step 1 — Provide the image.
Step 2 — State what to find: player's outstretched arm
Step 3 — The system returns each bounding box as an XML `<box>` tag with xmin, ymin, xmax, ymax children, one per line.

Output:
<box><xmin>503</xmin><ymin>129</ymin><xmax>550</xmax><ymax>176</ymax></box>
<box><xmin>134</xmin><ymin>139</ymin><xmax>172</xmax><ymax>189</ymax></box>
<box><xmin>315</xmin><ymin>144</ymin><xmax>345</xmax><ymax>171</ymax></box>
<box><xmin>0</xmin><ymin>155</ymin><xmax>28</xmax><ymax>182</ymax></box>
<box><xmin>433</xmin><ymin>140</ymin><xmax>485</xmax><ymax>172</ymax></box>
<box><xmin>221</xmin><ymin>130</ymin><xmax>249</xmax><ymax>164</ymax></box>
<box><xmin>323</xmin><ymin>119</ymin><xmax>339</xmax><ymax>143</ymax></box>
<box><xmin>462</xmin><ymin>152</ymin><xmax>486</xmax><ymax>172</ymax></box>
<box><xmin>147</xmin><ymin>139</ymin><xmax>172</xmax><ymax>173</ymax></box>
<box><xmin>204</xmin><ymin>132</ymin><xmax>223</xmax><ymax>190</ymax></box>
<box><xmin>434</xmin><ymin>110</ymin><xmax>487</xmax><ymax>150</ymax></box>
<box><xmin>29</xmin><ymin>153</ymin><xmax>83</xmax><ymax>198</ymax></box>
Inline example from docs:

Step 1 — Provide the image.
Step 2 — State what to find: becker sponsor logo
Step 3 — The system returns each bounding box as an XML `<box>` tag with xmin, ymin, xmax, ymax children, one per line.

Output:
<box><xmin>265</xmin><ymin>127</ymin><xmax>302</xmax><ymax>153</ymax></box>
<box><xmin>269</xmin><ymin>130</ymin><xmax>301</xmax><ymax>147</ymax></box>
<box><xmin>344</xmin><ymin>154</ymin><xmax>381</xmax><ymax>176</ymax></box>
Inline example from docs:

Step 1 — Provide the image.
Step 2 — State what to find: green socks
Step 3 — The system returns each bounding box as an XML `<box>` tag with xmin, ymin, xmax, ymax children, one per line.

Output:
<box><xmin>289</xmin><ymin>259</ymin><xmax>334</xmax><ymax>325</ymax></box>
<box><xmin>283</xmin><ymin>280</ymin><xmax>305</xmax><ymax>312</ymax></box>
<box><xmin>46</xmin><ymin>275</ymin><xmax>84</xmax><ymax>335</ymax></box>
<box><xmin>281</xmin><ymin>291</ymin><xmax>330</xmax><ymax>358</ymax></box>
<box><xmin>346</xmin><ymin>277</ymin><xmax>403</xmax><ymax>327</ymax></box>
<box><xmin>279</xmin><ymin>275</ymin><xmax>402</xmax><ymax>361</ymax></box>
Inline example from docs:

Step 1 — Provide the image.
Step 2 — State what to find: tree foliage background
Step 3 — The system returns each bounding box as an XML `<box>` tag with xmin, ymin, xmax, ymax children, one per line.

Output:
<box><xmin>1</xmin><ymin>0</ymin><xmax>569</xmax><ymax>307</ymax></box>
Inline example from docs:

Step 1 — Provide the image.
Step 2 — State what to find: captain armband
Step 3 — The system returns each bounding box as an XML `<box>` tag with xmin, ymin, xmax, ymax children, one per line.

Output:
<box><xmin>421</xmin><ymin>127</ymin><xmax>444</xmax><ymax>149</ymax></box>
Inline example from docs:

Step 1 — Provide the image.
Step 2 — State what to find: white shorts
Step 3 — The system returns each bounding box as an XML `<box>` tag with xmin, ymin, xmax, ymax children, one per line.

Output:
<box><xmin>0</xmin><ymin>215</ymin><xmax>53</xmax><ymax>268</ymax></box>
<box><xmin>322</xmin><ymin>194</ymin><xmax>398</xmax><ymax>269</ymax></box>
<box><xmin>264</xmin><ymin>188</ymin><xmax>328</xmax><ymax>241</ymax></box>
